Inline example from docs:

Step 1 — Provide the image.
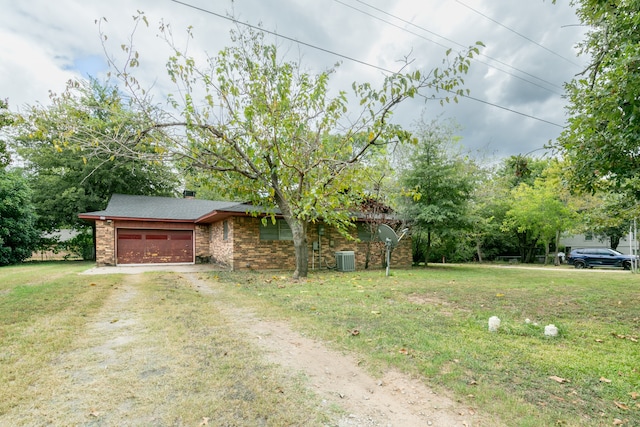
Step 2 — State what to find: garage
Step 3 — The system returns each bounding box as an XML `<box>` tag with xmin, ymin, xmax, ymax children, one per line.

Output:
<box><xmin>117</xmin><ymin>229</ymin><xmax>193</xmax><ymax>264</ymax></box>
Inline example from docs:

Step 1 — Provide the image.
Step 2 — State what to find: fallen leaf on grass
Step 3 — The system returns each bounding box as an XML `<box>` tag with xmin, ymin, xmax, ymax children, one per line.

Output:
<box><xmin>600</xmin><ymin>377</ymin><xmax>612</xmax><ymax>383</ymax></box>
<box><xmin>614</xmin><ymin>401</ymin><xmax>630</xmax><ymax>410</ymax></box>
<box><xmin>549</xmin><ymin>375</ymin><xmax>569</xmax><ymax>383</ymax></box>
<box><xmin>595</xmin><ymin>339</ymin><xmax>604</xmax><ymax>343</ymax></box>
<box><xmin>350</xmin><ymin>329</ymin><xmax>360</xmax><ymax>336</ymax></box>
<box><xmin>630</xmin><ymin>392</ymin><xmax>639</xmax><ymax>400</ymax></box>
<box><xmin>398</xmin><ymin>348</ymin><xmax>409</xmax><ymax>355</ymax></box>
<box><xmin>611</xmin><ymin>333</ymin><xmax>637</xmax><ymax>341</ymax></box>
<box><xmin>613</xmin><ymin>419</ymin><xmax>624</xmax><ymax>425</ymax></box>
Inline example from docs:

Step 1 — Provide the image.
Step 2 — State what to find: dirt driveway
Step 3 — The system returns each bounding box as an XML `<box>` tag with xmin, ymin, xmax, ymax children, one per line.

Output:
<box><xmin>30</xmin><ymin>265</ymin><xmax>483</xmax><ymax>426</ymax></box>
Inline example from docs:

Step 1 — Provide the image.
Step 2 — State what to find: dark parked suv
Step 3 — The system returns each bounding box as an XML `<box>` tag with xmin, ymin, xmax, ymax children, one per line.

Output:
<box><xmin>567</xmin><ymin>248</ymin><xmax>637</xmax><ymax>270</ymax></box>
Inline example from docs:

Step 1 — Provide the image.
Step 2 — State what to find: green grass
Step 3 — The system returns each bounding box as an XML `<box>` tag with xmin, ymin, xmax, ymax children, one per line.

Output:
<box><xmin>0</xmin><ymin>261</ymin><xmax>116</xmax><ymax>414</ymax></box>
<box><xmin>0</xmin><ymin>262</ymin><xmax>330</xmax><ymax>426</ymax></box>
<box><xmin>210</xmin><ymin>265</ymin><xmax>640</xmax><ymax>427</ymax></box>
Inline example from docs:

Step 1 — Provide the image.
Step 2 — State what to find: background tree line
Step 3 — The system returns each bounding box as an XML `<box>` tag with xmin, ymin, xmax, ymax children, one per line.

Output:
<box><xmin>1</xmin><ymin>0</ymin><xmax>638</xmax><ymax>270</ymax></box>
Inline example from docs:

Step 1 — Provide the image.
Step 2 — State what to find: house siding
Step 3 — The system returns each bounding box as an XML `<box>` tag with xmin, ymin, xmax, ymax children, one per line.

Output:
<box><xmin>560</xmin><ymin>233</ymin><xmax>635</xmax><ymax>255</ymax></box>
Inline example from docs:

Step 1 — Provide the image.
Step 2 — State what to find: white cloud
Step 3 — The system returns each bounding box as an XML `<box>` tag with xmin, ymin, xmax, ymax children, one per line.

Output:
<box><xmin>0</xmin><ymin>0</ymin><xmax>589</xmax><ymax>159</ymax></box>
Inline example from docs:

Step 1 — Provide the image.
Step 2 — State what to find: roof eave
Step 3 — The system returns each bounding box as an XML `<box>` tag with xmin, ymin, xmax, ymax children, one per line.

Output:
<box><xmin>77</xmin><ymin>214</ymin><xmax>197</xmax><ymax>223</ymax></box>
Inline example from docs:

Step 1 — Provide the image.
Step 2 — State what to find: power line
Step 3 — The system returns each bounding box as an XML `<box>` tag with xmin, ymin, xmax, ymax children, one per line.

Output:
<box><xmin>347</xmin><ymin>0</ymin><xmax>564</xmax><ymax>93</ymax></box>
<box><xmin>453</xmin><ymin>0</ymin><xmax>582</xmax><ymax>68</ymax></box>
<box><xmin>169</xmin><ymin>0</ymin><xmax>565</xmax><ymax>128</ymax></box>
<box><xmin>169</xmin><ymin>0</ymin><xmax>390</xmax><ymax>73</ymax></box>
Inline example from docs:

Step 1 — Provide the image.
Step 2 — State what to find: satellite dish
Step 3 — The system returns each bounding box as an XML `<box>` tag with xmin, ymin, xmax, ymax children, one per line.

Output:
<box><xmin>377</xmin><ymin>224</ymin><xmax>399</xmax><ymax>247</ymax></box>
<box><xmin>377</xmin><ymin>224</ymin><xmax>409</xmax><ymax>276</ymax></box>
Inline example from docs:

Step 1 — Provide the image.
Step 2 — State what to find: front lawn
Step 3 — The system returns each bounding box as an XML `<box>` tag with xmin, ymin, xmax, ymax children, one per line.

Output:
<box><xmin>211</xmin><ymin>265</ymin><xmax>640</xmax><ymax>427</ymax></box>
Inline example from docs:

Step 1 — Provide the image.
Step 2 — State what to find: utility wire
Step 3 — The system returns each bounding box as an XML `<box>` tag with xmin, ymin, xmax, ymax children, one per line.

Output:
<box><xmin>348</xmin><ymin>0</ymin><xmax>564</xmax><ymax>93</ymax></box>
<box><xmin>453</xmin><ymin>0</ymin><xmax>582</xmax><ymax>68</ymax></box>
<box><xmin>169</xmin><ymin>0</ymin><xmax>565</xmax><ymax>128</ymax></box>
<box><xmin>169</xmin><ymin>0</ymin><xmax>390</xmax><ymax>72</ymax></box>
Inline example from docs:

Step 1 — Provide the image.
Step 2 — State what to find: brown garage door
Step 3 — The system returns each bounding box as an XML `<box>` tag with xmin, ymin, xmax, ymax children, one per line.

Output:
<box><xmin>117</xmin><ymin>229</ymin><xmax>193</xmax><ymax>264</ymax></box>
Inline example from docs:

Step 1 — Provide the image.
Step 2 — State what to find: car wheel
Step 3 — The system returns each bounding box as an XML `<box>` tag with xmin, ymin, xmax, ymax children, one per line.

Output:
<box><xmin>623</xmin><ymin>261</ymin><xmax>631</xmax><ymax>270</ymax></box>
<box><xmin>574</xmin><ymin>261</ymin><xmax>586</xmax><ymax>269</ymax></box>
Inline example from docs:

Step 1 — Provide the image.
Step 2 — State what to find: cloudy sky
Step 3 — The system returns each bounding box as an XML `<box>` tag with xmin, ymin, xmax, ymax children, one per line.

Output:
<box><xmin>0</xmin><ymin>0</ymin><xmax>589</xmax><ymax>162</ymax></box>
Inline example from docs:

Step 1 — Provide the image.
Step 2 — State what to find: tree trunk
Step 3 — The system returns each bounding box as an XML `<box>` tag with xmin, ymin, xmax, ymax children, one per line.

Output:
<box><xmin>272</xmin><ymin>186</ymin><xmax>309</xmax><ymax>279</ymax></box>
<box><xmin>475</xmin><ymin>239</ymin><xmax>483</xmax><ymax>263</ymax></box>
<box><xmin>610</xmin><ymin>235</ymin><xmax>621</xmax><ymax>250</ymax></box>
<box><xmin>289</xmin><ymin>218</ymin><xmax>309</xmax><ymax>279</ymax></box>
<box><xmin>424</xmin><ymin>229</ymin><xmax>432</xmax><ymax>267</ymax></box>
<box><xmin>364</xmin><ymin>241</ymin><xmax>371</xmax><ymax>270</ymax></box>
<box><xmin>543</xmin><ymin>242</ymin><xmax>550</xmax><ymax>265</ymax></box>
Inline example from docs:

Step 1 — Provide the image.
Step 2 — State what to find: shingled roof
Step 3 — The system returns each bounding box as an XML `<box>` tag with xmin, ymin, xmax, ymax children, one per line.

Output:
<box><xmin>78</xmin><ymin>194</ymin><xmax>267</xmax><ymax>223</ymax></box>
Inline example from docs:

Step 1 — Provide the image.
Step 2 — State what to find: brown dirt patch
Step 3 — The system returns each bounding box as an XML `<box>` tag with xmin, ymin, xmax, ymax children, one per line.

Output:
<box><xmin>185</xmin><ymin>273</ymin><xmax>484</xmax><ymax>426</ymax></box>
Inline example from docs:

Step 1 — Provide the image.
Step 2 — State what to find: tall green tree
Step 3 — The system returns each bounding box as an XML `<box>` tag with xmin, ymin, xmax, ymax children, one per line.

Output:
<box><xmin>14</xmin><ymin>79</ymin><xmax>179</xmax><ymax>234</ymax></box>
<box><xmin>556</xmin><ymin>0</ymin><xmax>640</xmax><ymax>196</ymax></box>
<box><xmin>466</xmin><ymin>167</ymin><xmax>514</xmax><ymax>262</ymax></box>
<box><xmin>58</xmin><ymin>19</ymin><xmax>481</xmax><ymax>278</ymax></box>
<box><xmin>502</xmin><ymin>162</ymin><xmax>577</xmax><ymax>264</ymax></box>
<box><xmin>0</xmin><ymin>99</ymin><xmax>37</xmax><ymax>265</ymax></box>
<box><xmin>399</xmin><ymin>118</ymin><xmax>478</xmax><ymax>265</ymax></box>
<box><xmin>491</xmin><ymin>156</ymin><xmax>549</xmax><ymax>262</ymax></box>
<box><xmin>0</xmin><ymin>99</ymin><xmax>14</xmax><ymax>168</ymax></box>
<box><xmin>0</xmin><ymin>169</ymin><xmax>39</xmax><ymax>265</ymax></box>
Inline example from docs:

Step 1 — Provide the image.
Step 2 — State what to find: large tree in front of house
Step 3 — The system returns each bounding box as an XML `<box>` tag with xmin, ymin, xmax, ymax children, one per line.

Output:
<box><xmin>55</xmin><ymin>17</ymin><xmax>481</xmax><ymax>278</ymax></box>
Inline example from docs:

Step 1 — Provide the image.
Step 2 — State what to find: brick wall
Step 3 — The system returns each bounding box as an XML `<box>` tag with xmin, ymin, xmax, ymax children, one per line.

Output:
<box><xmin>210</xmin><ymin>219</ymin><xmax>234</xmax><ymax>268</ymax></box>
<box><xmin>307</xmin><ymin>223</ymin><xmax>412</xmax><ymax>270</ymax></box>
<box><xmin>195</xmin><ymin>225</ymin><xmax>210</xmax><ymax>261</ymax></box>
<box><xmin>229</xmin><ymin>217</ymin><xmax>412</xmax><ymax>271</ymax></box>
<box><xmin>95</xmin><ymin>220</ymin><xmax>115</xmax><ymax>266</ymax></box>
<box><xmin>232</xmin><ymin>217</ymin><xmax>296</xmax><ymax>270</ymax></box>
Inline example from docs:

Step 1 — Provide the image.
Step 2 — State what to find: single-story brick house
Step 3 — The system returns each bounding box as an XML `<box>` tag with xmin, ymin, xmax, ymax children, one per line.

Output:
<box><xmin>78</xmin><ymin>193</ymin><xmax>411</xmax><ymax>271</ymax></box>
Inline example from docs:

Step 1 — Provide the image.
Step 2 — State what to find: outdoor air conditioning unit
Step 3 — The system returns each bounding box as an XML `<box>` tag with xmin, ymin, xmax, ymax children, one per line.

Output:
<box><xmin>335</xmin><ymin>251</ymin><xmax>355</xmax><ymax>272</ymax></box>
